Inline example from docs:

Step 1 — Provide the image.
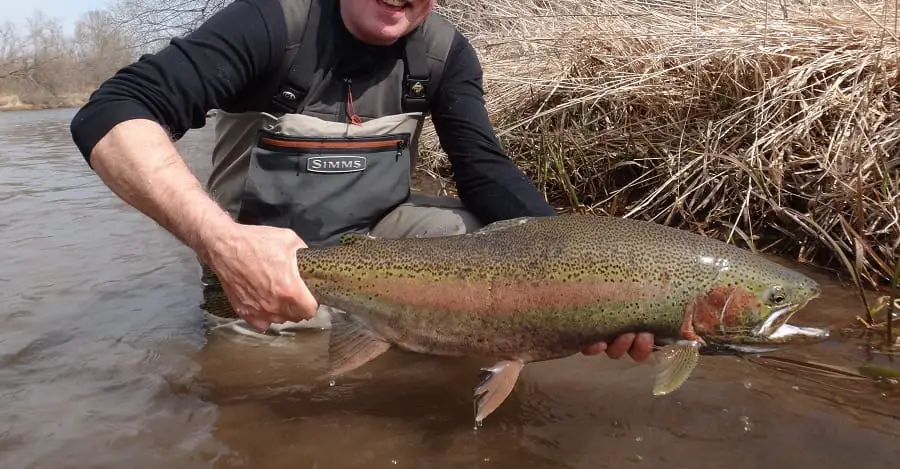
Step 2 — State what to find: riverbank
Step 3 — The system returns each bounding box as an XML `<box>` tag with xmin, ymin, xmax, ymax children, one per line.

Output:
<box><xmin>0</xmin><ymin>93</ymin><xmax>89</xmax><ymax>112</ymax></box>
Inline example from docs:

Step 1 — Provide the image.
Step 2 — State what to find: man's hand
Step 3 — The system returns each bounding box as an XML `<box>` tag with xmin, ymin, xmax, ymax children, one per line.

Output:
<box><xmin>84</xmin><ymin>119</ymin><xmax>318</xmax><ymax>333</ymax></box>
<box><xmin>200</xmin><ymin>222</ymin><xmax>320</xmax><ymax>332</ymax></box>
<box><xmin>581</xmin><ymin>332</ymin><xmax>654</xmax><ymax>362</ymax></box>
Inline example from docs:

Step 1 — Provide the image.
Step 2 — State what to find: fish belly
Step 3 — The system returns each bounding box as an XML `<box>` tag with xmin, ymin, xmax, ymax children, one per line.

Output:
<box><xmin>319</xmin><ymin>289</ymin><xmax>683</xmax><ymax>363</ymax></box>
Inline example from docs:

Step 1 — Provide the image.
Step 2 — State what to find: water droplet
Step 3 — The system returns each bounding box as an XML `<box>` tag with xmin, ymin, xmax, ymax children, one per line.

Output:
<box><xmin>635</xmin><ymin>436</ymin><xmax>643</xmax><ymax>442</ymax></box>
<box><xmin>740</xmin><ymin>415</ymin><xmax>753</xmax><ymax>432</ymax></box>
<box><xmin>328</xmin><ymin>379</ymin><xmax>336</xmax><ymax>387</ymax></box>
<box><xmin>391</xmin><ymin>459</ymin><xmax>398</xmax><ymax>465</ymax></box>
<box><xmin>792</xmin><ymin>386</ymin><xmax>800</xmax><ymax>391</ymax></box>
<box><xmin>483</xmin><ymin>458</ymin><xmax>491</xmax><ymax>462</ymax></box>
<box><xmin>743</xmin><ymin>380</ymin><xmax>753</xmax><ymax>389</ymax></box>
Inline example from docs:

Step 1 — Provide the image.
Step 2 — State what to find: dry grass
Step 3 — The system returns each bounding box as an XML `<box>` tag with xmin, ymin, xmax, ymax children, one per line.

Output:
<box><xmin>419</xmin><ymin>0</ymin><xmax>900</xmax><ymax>299</ymax></box>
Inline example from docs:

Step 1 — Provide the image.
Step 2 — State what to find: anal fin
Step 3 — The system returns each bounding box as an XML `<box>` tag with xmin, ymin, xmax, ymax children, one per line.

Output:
<box><xmin>326</xmin><ymin>311</ymin><xmax>391</xmax><ymax>378</ymax></box>
<box><xmin>652</xmin><ymin>340</ymin><xmax>701</xmax><ymax>396</ymax></box>
<box><xmin>473</xmin><ymin>359</ymin><xmax>525</xmax><ymax>425</ymax></box>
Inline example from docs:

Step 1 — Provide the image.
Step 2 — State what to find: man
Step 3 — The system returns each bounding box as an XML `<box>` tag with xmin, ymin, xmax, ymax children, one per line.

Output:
<box><xmin>69</xmin><ymin>0</ymin><xmax>653</xmax><ymax>361</ymax></box>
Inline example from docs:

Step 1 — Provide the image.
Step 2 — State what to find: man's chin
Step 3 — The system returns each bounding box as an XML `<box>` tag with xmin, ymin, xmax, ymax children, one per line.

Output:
<box><xmin>358</xmin><ymin>25</ymin><xmax>413</xmax><ymax>45</ymax></box>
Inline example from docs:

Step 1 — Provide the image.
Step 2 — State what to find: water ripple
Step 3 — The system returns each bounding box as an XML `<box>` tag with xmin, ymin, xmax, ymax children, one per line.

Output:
<box><xmin>1</xmin><ymin>108</ymin><xmax>899</xmax><ymax>469</ymax></box>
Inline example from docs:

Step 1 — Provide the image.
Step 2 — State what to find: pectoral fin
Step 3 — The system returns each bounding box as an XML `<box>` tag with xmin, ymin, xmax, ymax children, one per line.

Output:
<box><xmin>652</xmin><ymin>340</ymin><xmax>701</xmax><ymax>396</ymax></box>
<box><xmin>473</xmin><ymin>359</ymin><xmax>525</xmax><ymax>424</ymax></box>
<box><xmin>326</xmin><ymin>311</ymin><xmax>391</xmax><ymax>378</ymax></box>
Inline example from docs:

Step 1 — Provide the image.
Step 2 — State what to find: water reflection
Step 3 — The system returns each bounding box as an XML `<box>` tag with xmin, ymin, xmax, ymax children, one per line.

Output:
<box><xmin>0</xmin><ymin>108</ymin><xmax>897</xmax><ymax>469</ymax></box>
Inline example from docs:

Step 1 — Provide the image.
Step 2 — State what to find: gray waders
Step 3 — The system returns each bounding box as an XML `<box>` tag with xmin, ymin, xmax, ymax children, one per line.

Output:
<box><xmin>199</xmin><ymin>0</ymin><xmax>482</xmax><ymax>338</ymax></box>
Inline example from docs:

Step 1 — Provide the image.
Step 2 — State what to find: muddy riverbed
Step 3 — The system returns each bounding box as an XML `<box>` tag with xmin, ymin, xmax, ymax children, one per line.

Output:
<box><xmin>1</xmin><ymin>108</ymin><xmax>898</xmax><ymax>469</ymax></box>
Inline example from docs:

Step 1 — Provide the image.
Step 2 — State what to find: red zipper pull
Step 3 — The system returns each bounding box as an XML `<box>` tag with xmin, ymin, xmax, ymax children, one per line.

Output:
<box><xmin>345</xmin><ymin>79</ymin><xmax>362</xmax><ymax>126</ymax></box>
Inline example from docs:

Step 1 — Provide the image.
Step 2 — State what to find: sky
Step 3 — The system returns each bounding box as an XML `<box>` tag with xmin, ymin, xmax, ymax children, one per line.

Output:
<box><xmin>3</xmin><ymin>0</ymin><xmax>113</xmax><ymax>33</ymax></box>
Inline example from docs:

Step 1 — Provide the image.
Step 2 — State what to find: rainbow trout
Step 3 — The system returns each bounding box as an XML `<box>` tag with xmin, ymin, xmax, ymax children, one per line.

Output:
<box><xmin>238</xmin><ymin>214</ymin><xmax>828</xmax><ymax>423</ymax></box>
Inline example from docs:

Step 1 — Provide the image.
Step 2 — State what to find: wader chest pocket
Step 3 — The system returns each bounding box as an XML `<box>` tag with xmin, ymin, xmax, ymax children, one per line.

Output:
<box><xmin>238</xmin><ymin>130</ymin><xmax>415</xmax><ymax>247</ymax></box>
<box><xmin>256</xmin><ymin>132</ymin><xmax>411</xmax><ymax>174</ymax></box>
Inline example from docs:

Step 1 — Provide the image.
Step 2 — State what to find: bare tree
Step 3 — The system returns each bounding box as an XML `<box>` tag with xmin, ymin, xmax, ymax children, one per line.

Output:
<box><xmin>0</xmin><ymin>22</ymin><xmax>18</xmax><ymax>62</ymax></box>
<box><xmin>109</xmin><ymin>0</ymin><xmax>235</xmax><ymax>53</ymax></box>
<box><xmin>21</xmin><ymin>12</ymin><xmax>72</xmax><ymax>99</ymax></box>
<box><xmin>0</xmin><ymin>22</ymin><xmax>25</xmax><ymax>82</ymax></box>
<box><xmin>0</xmin><ymin>9</ymin><xmax>138</xmax><ymax>109</ymax></box>
<box><xmin>73</xmin><ymin>10</ymin><xmax>136</xmax><ymax>87</ymax></box>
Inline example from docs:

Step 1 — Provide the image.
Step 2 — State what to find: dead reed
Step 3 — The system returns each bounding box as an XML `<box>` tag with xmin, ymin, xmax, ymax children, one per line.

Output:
<box><xmin>420</xmin><ymin>0</ymin><xmax>900</xmax><ymax>301</ymax></box>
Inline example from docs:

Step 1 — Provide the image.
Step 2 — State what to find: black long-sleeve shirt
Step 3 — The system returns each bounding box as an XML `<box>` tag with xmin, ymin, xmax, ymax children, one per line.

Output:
<box><xmin>69</xmin><ymin>0</ymin><xmax>557</xmax><ymax>223</ymax></box>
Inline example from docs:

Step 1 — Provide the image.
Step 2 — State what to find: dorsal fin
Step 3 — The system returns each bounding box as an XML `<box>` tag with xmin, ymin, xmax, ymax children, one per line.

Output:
<box><xmin>472</xmin><ymin>216</ymin><xmax>541</xmax><ymax>236</ymax></box>
<box><xmin>339</xmin><ymin>233</ymin><xmax>376</xmax><ymax>245</ymax></box>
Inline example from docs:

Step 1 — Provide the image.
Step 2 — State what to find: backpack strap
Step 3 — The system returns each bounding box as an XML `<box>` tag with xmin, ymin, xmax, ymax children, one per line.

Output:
<box><xmin>270</xmin><ymin>0</ymin><xmax>455</xmax><ymax>115</ymax></box>
<box><xmin>403</xmin><ymin>12</ymin><xmax>456</xmax><ymax>116</ymax></box>
<box><xmin>271</xmin><ymin>0</ymin><xmax>334</xmax><ymax>113</ymax></box>
<box><xmin>401</xmin><ymin>27</ymin><xmax>430</xmax><ymax>114</ymax></box>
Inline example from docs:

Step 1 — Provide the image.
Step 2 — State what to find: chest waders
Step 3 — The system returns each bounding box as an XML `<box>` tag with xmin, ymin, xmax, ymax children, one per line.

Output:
<box><xmin>199</xmin><ymin>0</ymin><xmax>480</xmax><ymax>335</ymax></box>
<box><xmin>207</xmin><ymin>0</ymin><xmax>457</xmax><ymax>248</ymax></box>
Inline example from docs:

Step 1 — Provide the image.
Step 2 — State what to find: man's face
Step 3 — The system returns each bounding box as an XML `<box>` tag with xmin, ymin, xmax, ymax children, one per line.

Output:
<box><xmin>340</xmin><ymin>0</ymin><xmax>435</xmax><ymax>45</ymax></box>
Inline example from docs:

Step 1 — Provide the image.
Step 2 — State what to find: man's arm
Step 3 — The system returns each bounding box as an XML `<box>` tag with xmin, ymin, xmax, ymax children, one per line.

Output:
<box><xmin>91</xmin><ymin>119</ymin><xmax>236</xmax><ymax>256</ymax></box>
<box><xmin>70</xmin><ymin>0</ymin><xmax>319</xmax><ymax>329</ymax></box>
<box><xmin>429</xmin><ymin>32</ymin><xmax>558</xmax><ymax>224</ymax></box>
<box><xmin>70</xmin><ymin>0</ymin><xmax>286</xmax><ymax>164</ymax></box>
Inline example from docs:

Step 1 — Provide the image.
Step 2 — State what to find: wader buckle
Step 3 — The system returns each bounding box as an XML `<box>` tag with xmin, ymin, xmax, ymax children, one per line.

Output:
<box><xmin>272</xmin><ymin>86</ymin><xmax>303</xmax><ymax>113</ymax></box>
<box><xmin>403</xmin><ymin>77</ymin><xmax>429</xmax><ymax>112</ymax></box>
<box><xmin>405</xmin><ymin>77</ymin><xmax>428</xmax><ymax>99</ymax></box>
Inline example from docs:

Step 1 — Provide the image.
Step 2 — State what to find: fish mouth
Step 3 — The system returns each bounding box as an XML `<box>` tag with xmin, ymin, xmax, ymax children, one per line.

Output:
<box><xmin>700</xmin><ymin>323</ymin><xmax>832</xmax><ymax>355</ymax></box>
<box><xmin>699</xmin><ymin>303</ymin><xmax>830</xmax><ymax>356</ymax></box>
<box><xmin>700</xmin><ymin>343</ymin><xmax>783</xmax><ymax>355</ymax></box>
<box><xmin>755</xmin><ymin>303</ymin><xmax>802</xmax><ymax>338</ymax></box>
<box><xmin>765</xmin><ymin>323</ymin><xmax>831</xmax><ymax>340</ymax></box>
<box><xmin>755</xmin><ymin>302</ymin><xmax>831</xmax><ymax>342</ymax></box>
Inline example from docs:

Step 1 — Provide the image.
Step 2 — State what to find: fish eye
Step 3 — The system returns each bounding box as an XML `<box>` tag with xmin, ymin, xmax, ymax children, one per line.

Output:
<box><xmin>766</xmin><ymin>285</ymin><xmax>787</xmax><ymax>305</ymax></box>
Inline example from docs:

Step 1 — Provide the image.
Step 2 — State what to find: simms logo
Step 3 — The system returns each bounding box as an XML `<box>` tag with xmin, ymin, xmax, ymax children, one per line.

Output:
<box><xmin>307</xmin><ymin>156</ymin><xmax>367</xmax><ymax>173</ymax></box>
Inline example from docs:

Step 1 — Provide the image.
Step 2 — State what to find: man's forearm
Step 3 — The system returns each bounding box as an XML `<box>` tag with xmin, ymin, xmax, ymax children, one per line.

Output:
<box><xmin>90</xmin><ymin>119</ymin><xmax>235</xmax><ymax>259</ymax></box>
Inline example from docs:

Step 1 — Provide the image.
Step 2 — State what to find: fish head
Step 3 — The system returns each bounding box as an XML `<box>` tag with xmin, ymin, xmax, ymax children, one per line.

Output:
<box><xmin>686</xmin><ymin>257</ymin><xmax>828</xmax><ymax>355</ymax></box>
<box><xmin>649</xmin><ymin>260</ymin><xmax>826</xmax><ymax>396</ymax></box>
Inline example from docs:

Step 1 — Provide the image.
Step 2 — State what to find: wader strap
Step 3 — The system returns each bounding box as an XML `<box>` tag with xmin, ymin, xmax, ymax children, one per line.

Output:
<box><xmin>271</xmin><ymin>0</ymin><xmax>332</xmax><ymax>113</ymax></box>
<box><xmin>271</xmin><ymin>0</ymin><xmax>436</xmax><ymax>115</ymax></box>
<box><xmin>402</xmin><ymin>27</ymin><xmax>430</xmax><ymax>114</ymax></box>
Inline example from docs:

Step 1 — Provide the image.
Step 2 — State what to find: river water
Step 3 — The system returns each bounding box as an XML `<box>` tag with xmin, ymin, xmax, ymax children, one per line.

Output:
<box><xmin>1</xmin><ymin>108</ymin><xmax>898</xmax><ymax>469</ymax></box>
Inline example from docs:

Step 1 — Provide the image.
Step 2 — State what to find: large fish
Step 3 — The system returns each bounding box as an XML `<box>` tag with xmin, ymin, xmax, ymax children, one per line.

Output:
<box><xmin>209</xmin><ymin>214</ymin><xmax>829</xmax><ymax>424</ymax></box>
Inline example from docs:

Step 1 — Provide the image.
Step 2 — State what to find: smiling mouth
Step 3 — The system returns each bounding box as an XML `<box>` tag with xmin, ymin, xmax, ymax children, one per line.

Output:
<box><xmin>379</xmin><ymin>0</ymin><xmax>409</xmax><ymax>9</ymax></box>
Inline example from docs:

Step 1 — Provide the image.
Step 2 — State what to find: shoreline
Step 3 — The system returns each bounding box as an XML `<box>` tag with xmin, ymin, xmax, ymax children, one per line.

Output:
<box><xmin>0</xmin><ymin>94</ymin><xmax>89</xmax><ymax>112</ymax></box>
<box><xmin>0</xmin><ymin>104</ymin><xmax>83</xmax><ymax>112</ymax></box>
